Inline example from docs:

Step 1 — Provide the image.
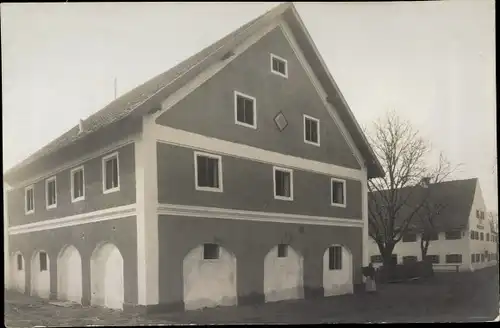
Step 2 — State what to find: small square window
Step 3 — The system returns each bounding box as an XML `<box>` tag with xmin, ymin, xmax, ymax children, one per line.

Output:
<box><xmin>234</xmin><ymin>91</ymin><xmax>256</xmax><ymax>129</ymax></box>
<box><xmin>277</xmin><ymin>244</ymin><xmax>288</xmax><ymax>258</ymax></box>
<box><xmin>445</xmin><ymin>254</ymin><xmax>462</xmax><ymax>264</ymax></box>
<box><xmin>273</xmin><ymin>167</ymin><xmax>293</xmax><ymax>201</ymax></box>
<box><xmin>17</xmin><ymin>254</ymin><xmax>23</xmax><ymax>271</ymax></box>
<box><xmin>303</xmin><ymin>115</ymin><xmax>320</xmax><ymax>146</ymax></box>
<box><xmin>426</xmin><ymin>255</ymin><xmax>440</xmax><ymax>264</ymax></box>
<box><xmin>203</xmin><ymin>244</ymin><xmax>220</xmax><ymax>260</ymax></box>
<box><xmin>25</xmin><ymin>186</ymin><xmax>35</xmax><ymax>214</ymax></box>
<box><xmin>274</xmin><ymin>112</ymin><xmax>288</xmax><ymax>132</ymax></box>
<box><xmin>402</xmin><ymin>233</ymin><xmax>417</xmax><ymax>243</ymax></box>
<box><xmin>39</xmin><ymin>252</ymin><xmax>48</xmax><ymax>272</ymax></box>
<box><xmin>270</xmin><ymin>53</ymin><xmax>287</xmax><ymax>78</ymax></box>
<box><xmin>402</xmin><ymin>256</ymin><xmax>418</xmax><ymax>264</ymax></box>
<box><xmin>102</xmin><ymin>153</ymin><xmax>120</xmax><ymax>193</ymax></box>
<box><xmin>331</xmin><ymin>178</ymin><xmax>346</xmax><ymax>207</ymax></box>
<box><xmin>328</xmin><ymin>246</ymin><xmax>342</xmax><ymax>270</ymax></box>
<box><xmin>195</xmin><ymin>152</ymin><xmax>223</xmax><ymax>192</ymax></box>
<box><xmin>45</xmin><ymin>177</ymin><xmax>57</xmax><ymax>209</ymax></box>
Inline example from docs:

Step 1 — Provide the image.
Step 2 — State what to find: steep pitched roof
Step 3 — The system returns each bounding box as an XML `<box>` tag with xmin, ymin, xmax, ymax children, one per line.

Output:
<box><xmin>5</xmin><ymin>2</ymin><xmax>384</xmax><ymax>181</ymax></box>
<box><xmin>369</xmin><ymin>178</ymin><xmax>478</xmax><ymax>233</ymax></box>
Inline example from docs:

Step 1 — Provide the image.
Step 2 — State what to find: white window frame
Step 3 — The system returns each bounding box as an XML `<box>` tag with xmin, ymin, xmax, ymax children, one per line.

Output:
<box><xmin>102</xmin><ymin>152</ymin><xmax>120</xmax><ymax>194</ymax></box>
<box><xmin>303</xmin><ymin>114</ymin><xmax>320</xmax><ymax>147</ymax></box>
<box><xmin>270</xmin><ymin>53</ymin><xmax>288</xmax><ymax>78</ymax></box>
<box><xmin>330</xmin><ymin>177</ymin><xmax>347</xmax><ymax>208</ymax></box>
<box><xmin>194</xmin><ymin>151</ymin><xmax>223</xmax><ymax>193</ymax></box>
<box><xmin>273</xmin><ymin>166</ymin><xmax>294</xmax><ymax>201</ymax></box>
<box><xmin>70</xmin><ymin>165</ymin><xmax>86</xmax><ymax>203</ymax></box>
<box><xmin>45</xmin><ymin>176</ymin><xmax>57</xmax><ymax>210</ymax></box>
<box><xmin>24</xmin><ymin>185</ymin><xmax>35</xmax><ymax>215</ymax></box>
<box><xmin>234</xmin><ymin>91</ymin><xmax>257</xmax><ymax>129</ymax></box>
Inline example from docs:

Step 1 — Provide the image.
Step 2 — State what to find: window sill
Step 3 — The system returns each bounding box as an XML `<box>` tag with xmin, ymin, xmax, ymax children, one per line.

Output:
<box><xmin>271</xmin><ymin>70</ymin><xmax>288</xmax><ymax>79</ymax></box>
<box><xmin>304</xmin><ymin>140</ymin><xmax>320</xmax><ymax>147</ymax></box>
<box><xmin>274</xmin><ymin>195</ymin><xmax>293</xmax><ymax>201</ymax></box>
<box><xmin>235</xmin><ymin>120</ymin><xmax>257</xmax><ymax>129</ymax></box>
<box><xmin>103</xmin><ymin>187</ymin><xmax>120</xmax><ymax>194</ymax></box>
<box><xmin>46</xmin><ymin>204</ymin><xmax>57</xmax><ymax>210</ymax></box>
<box><xmin>25</xmin><ymin>210</ymin><xmax>34</xmax><ymax>215</ymax></box>
<box><xmin>71</xmin><ymin>196</ymin><xmax>86</xmax><ymax>203</ymax></box>
<box><xmin>195</xmin><ymin>186</ymin><xmax>223</xmax><ymax>193</ymax></box>
<box><xmin>331</xmin><ymin>202</ymin><xmax>346</xmax><ymax>208</ymax></box>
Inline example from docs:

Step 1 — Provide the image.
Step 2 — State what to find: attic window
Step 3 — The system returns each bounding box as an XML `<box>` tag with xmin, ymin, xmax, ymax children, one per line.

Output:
<box><xmin>274</xmin><ymin>112</ymin><xmax>288</xmax><ymax>131</ymax></box>
<box><xmin>270</xmin><ymin>53</ymin><xmax>287</xmax><ymax>78</ymax></box>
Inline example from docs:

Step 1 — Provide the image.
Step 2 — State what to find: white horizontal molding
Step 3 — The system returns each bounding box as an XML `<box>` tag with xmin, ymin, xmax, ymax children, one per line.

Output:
<box><xmin>11</xmin><ymin>136</ymin><xmax>138</xmax><ymax>190</ymax></box>
<box><xmin>153</xmin><ymin>125</ymin><xmax>365</xmax><ymax>181</ymax></box>
<box><xmin>8</xmin><ymin>204</ymin><xmax>137</xmax><ymax>235</ymax></box>
<box><xmin>157</xmin><ymin>203</ymin><xmax>364</xmax><ymax>228</ymax></box>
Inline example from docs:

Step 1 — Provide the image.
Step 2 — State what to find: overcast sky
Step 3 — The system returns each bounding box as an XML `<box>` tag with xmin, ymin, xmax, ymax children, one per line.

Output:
<box><xmin>1</xmin><ymin>1</ymin><xmax>496</xmax><ymax>210</ymax></box>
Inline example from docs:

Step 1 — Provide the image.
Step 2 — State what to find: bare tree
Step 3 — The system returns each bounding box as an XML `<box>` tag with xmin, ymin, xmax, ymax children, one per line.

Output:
<box><xmin>417</xmin><ymin>153</ymin><xmax>462</xmax><ymax>260</ymax></box>
<box><xmin>367</xmin><ymin>110</ymin><xmax>430</xmax><ymax>266</ymax></box>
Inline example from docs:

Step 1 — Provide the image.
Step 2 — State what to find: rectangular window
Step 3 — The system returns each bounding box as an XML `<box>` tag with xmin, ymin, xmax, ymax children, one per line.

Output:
<box><xmin>480</xmin><ymin>232</ymin><xmax>484</xmax><ymax>241</ymax></box>
<box><xmin>25</xmin><ymin>186</ymin><xmax>35</xmax><ymax>214</ymax></box>
<box><xmin>470</xmin><ymin>230</ymin><xmax>475</xmax><ymax>239</ymax></box>
<box><xmin>331</xmin><ymin>178</ymin><xmax>346</xmax><ymax>207</ymax></box>
<box><xmin>402</xmin><ymin>233</ymin><xmax>417</xmax><ymax>242</ymax></box>
<box><xmin>39</xmin><ymin>252</ymin><xmax>48</xmax><ymax>272</ymax></box>
<box><xmin>486</xmin><ymin>233</ymin><xmax>490</xmax><ymax>241</ymax></box>
<box><xmin>273</xmin><ymin>167</ymin><xmax>293</xmax><ymax>201</ymax></box>
<box><xmin>402</xmin><ymin>256</ymin><xmax>418</xmax><ymax>264</ymax></box>
<box><xmin>17</xmin><ymin>254</ymin><xmax>23</xmax><ymax>270</ymax></box>
<box><xmin>424</xmin><ymin>231</ymin><xmax>439</xmax><ymax>241</ymax></box>
<box><xmin>234</xmin><ymin>91</ymin><xmax>256</xmax><ymax>129</ymax></box>
<box><xmin>481</xmin><ymin>254</ymin><xmax>485</xmax><ymax>262</ymax></box>
<box><xmin>71</xmin><ymin>166</ymin><xmax>85</xmax><ymax>202</ymax></box>
<box><xmin>475</xmin><ymin>254</ymin><xmax>480</xmax><ymax>262</ymax></box>
<box><xmin>426</xmin><ymin>255</ymin><xmax>440</xmax><ymax>264</ymax></box>
<box><xmin>102</xmin><ymin>153</ymin><xmax>120</xmax><ymax>193</ymax></box>
<box><xmin>270</xmin><ymin>53</ymin><xmax>288</xmax><ymax>78</ymax></box>
<box><xmin>328</xmin><ymin>246</ymin><xmax>342</xmax><ymax>270</ymax></box>
<box><xmin>45</xmin><ymin>177</ymin><xmax>57</xmax><ymax>209</ymax></box>
<box><xmin>370</xmin><ymin>255</ymin><xmax>383</xmax><ymax>263</ymax></box>
<box><xmin>277</xmin><ymin>244</ymin><xmax>288</xmax><ymax>258</ymax></box>
<box><xmin>445</xmin><ymin>230</ymin><xmax>461</xmax><ymax>240</ymax></box>
<box><xmin>303</xmin><ymin>115</ymin><xmax>320</xmax><ymax>146</ymax></box>
<box><xmin>471</xmin><ymin>254</ymin><xmax>475</xmax><ymax>263</ymax></box>
<box><xmin>445</xmin><ymin>254</ymin><xmax>462</xmax><ymax>264</ymax></box>
<box><xmin>475</xmin><ymin>231</ymin><xmax>479</xmax><ymax>240</ymax></box>
<box><xmin>194</xmin><ymin>152</ymin><xmax>223</xmax><ymax>192</ymax></box>
<box><xmin>476</xmin><ymin>210</ymin><xmax>480</xmax><ymax>218</ymax></box>
<box><xmin>203</xmin><ymin>244</ymin><xmax>219</xmax><ymax>260</ymax></box>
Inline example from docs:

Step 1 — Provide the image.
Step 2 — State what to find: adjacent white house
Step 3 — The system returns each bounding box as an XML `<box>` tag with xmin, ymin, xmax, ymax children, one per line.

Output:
<box><xmin>368</xmin><ymin>178</ymin><xmax>498</xmax><ymax>272</ymax></box>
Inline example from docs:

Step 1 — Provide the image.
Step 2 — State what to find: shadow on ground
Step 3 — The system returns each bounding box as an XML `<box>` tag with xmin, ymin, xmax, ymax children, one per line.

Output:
<box><xmin>5</xmin><ymin>266</ymin><xmax>499</xmax><ymax>326</ymax></box>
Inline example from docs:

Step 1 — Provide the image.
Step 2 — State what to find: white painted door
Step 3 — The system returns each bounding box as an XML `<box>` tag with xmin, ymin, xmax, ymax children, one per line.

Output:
<box><xmin>104</xmin><ymin>247</ymin><xmax>124</xmax><ymax>310</ymax></box>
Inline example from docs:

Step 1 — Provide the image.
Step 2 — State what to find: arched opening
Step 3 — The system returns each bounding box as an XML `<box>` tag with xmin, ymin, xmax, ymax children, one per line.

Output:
<box><xmin>10</xmin><ymin>252</ymin><xmax>26</xmax><ymax>293</ymax></box>
<box><xmin>31</xmin><ymin>250</ymin><xmax>51</xmax><ymax>299</ymax></box>
<box><xmin>183</xmin><ymin>243</ymin><xmax>237</xmax><ymax>311</ymax></box>
<box><xmin>264</xmin><ymin>244</ymin><xmax>304</xmax><ymax>302</ymax></box>
<box><xmin>57</xmin><ymin>245</ymin><xmax>83</xmax><ymax>303</ymax></box>
<box><xmin>90</xmin><ymin>242</ymin><xmax>124</xmax><ymax>310</ymax></box>
<box><xmin>322</xmin><ymin>244</ymin><xmax>353</xmax><ymax>297</ymax></box>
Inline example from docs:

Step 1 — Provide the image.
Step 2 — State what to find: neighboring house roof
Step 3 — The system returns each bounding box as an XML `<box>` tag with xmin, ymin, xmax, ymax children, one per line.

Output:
<box><xmin>4</xmin><ymin>2</ymin><xmax>384</xmax><ymax>181</ymax></box>
<box><xmin>369</xmin><ymin>178</ymin><xmax>478</xmax><ymax>233</ymax></box>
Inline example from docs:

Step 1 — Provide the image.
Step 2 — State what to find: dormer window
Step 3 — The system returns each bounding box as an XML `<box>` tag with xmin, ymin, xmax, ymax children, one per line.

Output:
<box><xmin>270</xmin><ymin>53</ymin><xmax>288</xmax><ymax>78</ymax></box>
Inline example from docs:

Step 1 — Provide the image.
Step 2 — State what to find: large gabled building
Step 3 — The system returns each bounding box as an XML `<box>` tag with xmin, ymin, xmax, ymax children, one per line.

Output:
<box><xmin>5</xmin><ymin>2</ymin><xmax>384</xmax><ymax>313</ymax></box>
<box><xmin>368</xmin><ymin>178</ymin><xmax>498</xmax><ymax>272</ymax></box>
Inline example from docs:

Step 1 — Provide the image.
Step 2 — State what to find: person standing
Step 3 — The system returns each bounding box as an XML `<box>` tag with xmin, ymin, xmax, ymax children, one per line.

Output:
<box><xmin>365</xmin><ymin>262</ymin><xmax>377</xmax><ymax>293</ymax></box>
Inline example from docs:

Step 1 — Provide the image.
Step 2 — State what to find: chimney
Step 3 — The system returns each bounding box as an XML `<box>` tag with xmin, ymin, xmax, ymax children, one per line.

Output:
<box><xmin>420</xmin><ymin>177</ymin><xmax>431</xmax><ymax>188</ymax></box>
<box><xmin>78</xmin><ymin>119</ymin><xmax>84</xmax><ymax>134</ymax></box>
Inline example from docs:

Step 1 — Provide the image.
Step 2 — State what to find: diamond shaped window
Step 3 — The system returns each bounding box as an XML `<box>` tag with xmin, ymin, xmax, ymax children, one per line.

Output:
<box><xmin>274</xmin><ymin>112</ymin><xmax>288</xmax><ymax>131</ymax></box>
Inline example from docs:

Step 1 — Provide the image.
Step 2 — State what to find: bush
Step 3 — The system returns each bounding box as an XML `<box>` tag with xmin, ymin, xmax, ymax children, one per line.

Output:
<box><xmin>375</xmin><ymin>261</ymin><xmax>434</xmax><ymax>283</ymax></box>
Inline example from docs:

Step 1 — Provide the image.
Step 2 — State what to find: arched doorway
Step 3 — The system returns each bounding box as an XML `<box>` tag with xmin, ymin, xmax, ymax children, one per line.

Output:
<box><xmin>263</xmin><ymin>244</ymin><xmax>303</xmax><ymax>302</ymax></box>
<box><xmin>10</xmin><ymin>252</ymin><xmax>26</xmax><ymax>293</ymax></box>
<box><xmin>322</xmin><ymin>244</ymin><xmax>353</xmax><ymax>297</ymax></box>
<box><xmin>183</xmin><ymin>243</ymin><xmax>237</xmax><ymax>311</ymax></box>
<box><xmin>90</xmin><ymin>242</ymin><xmax>124</xmax><ymax>310</ymax></box>
<box><xmin>31</xmin><ymin>250</ymin><xmax>51</xmax><ymax>298</ymax></box>
<box><xmin>57</xmin><ymin>245</ymin><xmax>83</xmax><ymax>303</ymax></box>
